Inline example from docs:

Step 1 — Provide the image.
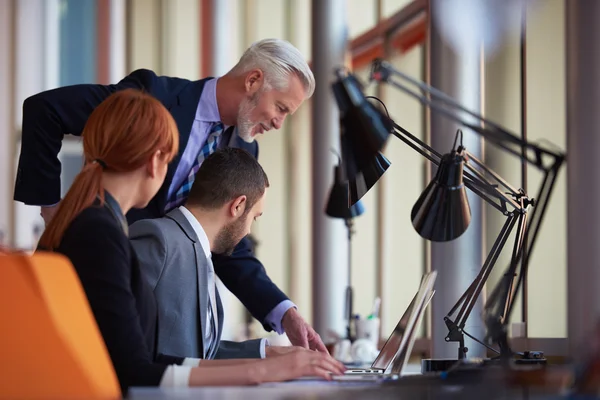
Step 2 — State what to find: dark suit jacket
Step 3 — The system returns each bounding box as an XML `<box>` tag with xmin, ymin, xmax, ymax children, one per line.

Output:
<box><xmin>14</xmin><ymin>70</ymin><xmax>288</xmax><ymax>327</ymax></box>
<box><xmin>54</xmin><ymin>198</ymin><xmax>184</xmax><ymax>393</ymax></box>
<box><xmin>129</xmin><ymin>209</ymin><xmax>263</xmax><ymax>360</ymax></box>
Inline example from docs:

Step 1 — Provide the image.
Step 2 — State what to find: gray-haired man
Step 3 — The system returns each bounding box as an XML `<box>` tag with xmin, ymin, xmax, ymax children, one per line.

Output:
<box><xmin>14</xmin><ymin>38</ymin><xmax>326</xmax><ymax>353</ymax></box>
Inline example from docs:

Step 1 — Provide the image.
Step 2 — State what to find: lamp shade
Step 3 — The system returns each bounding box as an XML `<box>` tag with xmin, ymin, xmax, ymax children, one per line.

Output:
<box><xmin>332</xmin><ymin>71</ymin><xmax>393</xmax><ymax>181</ymax></box>
<box><xmin>326</xmin><ymin>165</ymin><xmax>366</xmax><ymax>219</ymax></box>
<box><xmin>411</xmin><ymin>150</ymin><xmax>471</xmax><ymax>242</ymax></box>
<box><xmin>348</xmin><ymin>152</ymin><xmax>391</xmax><ymax>206</ymax></box>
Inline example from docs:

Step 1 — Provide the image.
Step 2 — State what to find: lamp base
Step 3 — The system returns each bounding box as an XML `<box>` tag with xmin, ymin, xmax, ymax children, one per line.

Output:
<box><xmin>513</xmin><ymin>351</ymin><xmax>548</xmax><ymax>365</ymax></box>
<box><xmin>421</xmin><ymin>352</ymin><xmax>547</xmax><ymax>374</ymax></box>
<box><xmin>421</xmin><ymin>358</ymin><xmax>468</xmax><ymax>373</ymax></box>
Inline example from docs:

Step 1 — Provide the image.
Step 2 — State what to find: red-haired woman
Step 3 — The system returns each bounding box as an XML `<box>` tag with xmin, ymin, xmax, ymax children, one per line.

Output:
<box><xmin>38</xmin><ymin>89</ymin><xmax>344</xmax><ymax>394</ymax></box>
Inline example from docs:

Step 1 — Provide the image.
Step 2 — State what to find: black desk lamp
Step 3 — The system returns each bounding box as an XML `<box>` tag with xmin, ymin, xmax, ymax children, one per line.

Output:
<box><xmin>326</xmin><ymin>163</ymin><xmax>366</xmax><ymax>340</ymax></box>
<box><xmin>330</xmin><ymin>60</ymin><xmax>565</xmax><ymax>369</ymax></box>
<box><xmin>411</xmin><ymin>130</ymin><xmax>471</xmax><ymax>242</ymax></box>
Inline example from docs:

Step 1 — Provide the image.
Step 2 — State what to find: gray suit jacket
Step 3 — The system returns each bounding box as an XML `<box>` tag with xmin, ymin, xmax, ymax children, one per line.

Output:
<box><xmin>129</xmin><ymin>208</ymin><xmax>263</xmax><ymax>359</ymax></box>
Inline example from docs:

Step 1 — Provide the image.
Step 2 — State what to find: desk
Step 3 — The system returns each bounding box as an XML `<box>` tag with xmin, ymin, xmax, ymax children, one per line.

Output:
<box><xmin>128</xmin><ymin>380</ymin><xmax>568</xmax><ymax>400</ymax></box>
<box><xmin>129</xmin><ymin>380</ymin><xmax>378</xmax><ymax>400</ymax></box>
<box><xmin>128</xmin><ymin>364</ymin><xmax>573</xmax><ymax>400</ymax></box>
<box><xmin>128</xmin><ymin>364</ymin><xmax>422</xmax><ymax>400</ymax></box>
<box><xmin>128</xmin><ymin>364</ymin><xmax>422</xmax><ymax>399</ymax></box>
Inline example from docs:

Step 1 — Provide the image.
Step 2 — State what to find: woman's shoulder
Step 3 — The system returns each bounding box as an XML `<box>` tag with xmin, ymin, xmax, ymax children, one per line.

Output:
<box><xmin>70</xmin><ymin>205</ymin><xmax>120</xmax><ymax>229</ymax></box>
<box><xmin>58</xmin><ymin>205</ymin><xmax>133</xmax><ymax>271</ymax></box>
<box><xmin>63</xmin><ymin>205</ymin><xmax>129</xmax><ymax>246</ymax></box>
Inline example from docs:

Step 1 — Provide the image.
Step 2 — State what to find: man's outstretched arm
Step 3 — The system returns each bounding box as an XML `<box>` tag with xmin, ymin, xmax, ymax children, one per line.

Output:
<box><xmin>14</xmin><ymin>69</ymin><xmax>159</xmax><ymax>208</ymax></box>
<box><xmin>213</xmin><ymin>237</ymin><xmax>327</xmax><ymax>353</ymax></box>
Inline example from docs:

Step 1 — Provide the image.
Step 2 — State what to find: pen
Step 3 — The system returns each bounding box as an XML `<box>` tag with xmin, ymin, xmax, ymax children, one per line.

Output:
<box><xmin>368</xmin><ymin>297</ymin><xmax>381</xmax><ymax>319</ymax></box>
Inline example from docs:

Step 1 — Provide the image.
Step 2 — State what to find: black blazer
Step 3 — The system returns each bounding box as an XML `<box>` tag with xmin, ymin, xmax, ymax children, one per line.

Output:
<box><xmin>14</xmin><ymin>70</ymin><xmax>288</xmax><ymax>327</ymax></box>
<box><xmin>54</xmin><ymin>196</ymin><xmax>184</xmax><ymax>393</ymax></box>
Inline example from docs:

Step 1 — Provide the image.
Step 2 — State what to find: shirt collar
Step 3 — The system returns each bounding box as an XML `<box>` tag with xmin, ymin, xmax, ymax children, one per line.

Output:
<box><xmin>102</xmin><ymin>190</ymin><xmax>128</xmax><ymax>236</ymax></box>
<box><xmin>195</xmin><ymin>77</ymin><xmax>221</xmax><ymax>123</ymax></box>
<box><xmin>178</xmin><ymin>206</ymin><xmax>212</xmax><ymax>259</ymax></box>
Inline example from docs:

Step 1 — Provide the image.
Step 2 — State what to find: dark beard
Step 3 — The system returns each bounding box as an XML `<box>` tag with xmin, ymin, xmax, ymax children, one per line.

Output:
<box><xmin>213</xmin><ymin>215</ymin><xmax>248</xmax><ymax>256</ymax></box>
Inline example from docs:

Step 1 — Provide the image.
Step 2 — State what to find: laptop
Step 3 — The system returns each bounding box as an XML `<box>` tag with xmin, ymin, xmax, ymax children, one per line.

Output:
<box><xmin>332</xmin><ymin>271</ymin><xmax>437</xmax><ymax>381</ymax></box>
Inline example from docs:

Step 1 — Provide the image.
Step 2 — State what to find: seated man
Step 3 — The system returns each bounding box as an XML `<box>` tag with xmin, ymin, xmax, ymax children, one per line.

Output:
<box><xmin>130</xmin><ymin>148</ymin><xmax>295</xmax><ymax>360</ymax></box>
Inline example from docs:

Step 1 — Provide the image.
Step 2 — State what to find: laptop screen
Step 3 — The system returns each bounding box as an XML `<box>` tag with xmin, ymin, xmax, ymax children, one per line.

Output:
<box><xmin>370</xmin><ymin>293</ymin><xmax>417</xmax><ymax>370</ymax></box>
<box><xmin>390</xmin><ymin>289</ymin><xmax>435</xmax><ymax>375</ymax></box>
<box><xmin>370</xmin><ymin>271</ymin><xmax>437</xmax><ymax>371</ymax></box>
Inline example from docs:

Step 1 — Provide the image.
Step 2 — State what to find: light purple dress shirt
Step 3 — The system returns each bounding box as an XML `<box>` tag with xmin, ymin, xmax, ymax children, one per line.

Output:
<box><xmin>169</xmin><ymin>78</ymin><xmax>296</xmax><ymax>334</ymax></box>
<box><xmin>168</xmin><ymin>78</ymin><xmax>222</xmax><ymax>198</ymax></box>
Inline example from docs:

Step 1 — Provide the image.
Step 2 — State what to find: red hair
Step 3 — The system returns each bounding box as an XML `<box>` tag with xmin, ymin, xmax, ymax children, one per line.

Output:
<box><xmin>38</xmin><ymin>89</ymin><xmax>179</xmax><ymax>250</ymax></box>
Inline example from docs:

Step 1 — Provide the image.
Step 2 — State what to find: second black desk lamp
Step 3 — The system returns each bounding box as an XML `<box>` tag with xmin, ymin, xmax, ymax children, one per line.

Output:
<box><xmin>326</xmin><ymin>162</ymin><xmax>366</xmax><ymax>341</ymax></box>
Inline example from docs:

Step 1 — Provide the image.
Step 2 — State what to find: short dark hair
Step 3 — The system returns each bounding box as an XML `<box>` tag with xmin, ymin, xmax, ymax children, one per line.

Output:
<box><xmin>186</xmin><ymin>148</ymin><xmax>270</xmax><ymax>212</ymax></box>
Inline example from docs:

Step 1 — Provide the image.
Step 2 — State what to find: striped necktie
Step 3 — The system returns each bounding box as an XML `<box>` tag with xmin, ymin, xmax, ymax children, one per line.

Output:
<box><xmin>165</xmin><ymin>122</ymin><xmax>224</xmax><ymax>211</ymax></box>
<box><xmin>205</xmin><ymin>257</ymin><xmax>220</xmax><ymax>358</ymax></box>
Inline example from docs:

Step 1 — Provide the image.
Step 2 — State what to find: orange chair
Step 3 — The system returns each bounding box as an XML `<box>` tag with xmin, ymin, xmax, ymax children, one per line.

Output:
<box><xmin>0</xmin><ymin>251</ymin><xmax>121</xmax><ymax>399</ymax></box>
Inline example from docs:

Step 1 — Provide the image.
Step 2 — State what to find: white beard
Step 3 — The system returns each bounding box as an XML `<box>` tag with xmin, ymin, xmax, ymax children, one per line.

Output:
<box><xmin>236</xmin><ymin>92</ymin><xmax>261</xmax><ymax>143</ymax></box>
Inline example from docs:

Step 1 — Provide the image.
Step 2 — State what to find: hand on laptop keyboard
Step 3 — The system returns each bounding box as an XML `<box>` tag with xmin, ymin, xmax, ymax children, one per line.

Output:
<box><xmin>252</xmin><ymin>350</ymin><xmax>347</xmax><ymax>383</ymax></box>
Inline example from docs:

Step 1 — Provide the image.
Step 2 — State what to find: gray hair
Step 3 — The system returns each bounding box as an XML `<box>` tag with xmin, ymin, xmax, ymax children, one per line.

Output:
<box><xmin>230</xmin><ymin>38</ymin><xmax>315</xmax><ymax>99</ymax></box>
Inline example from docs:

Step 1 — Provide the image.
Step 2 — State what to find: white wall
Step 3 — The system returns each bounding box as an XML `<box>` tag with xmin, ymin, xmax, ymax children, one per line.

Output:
<box><xmin>245</xmin><ymin>0</ymin><xmax>290</xmax><ymax>305</ymax></box>
<box><xmin>286</xmin><ymin>0</ymin><xmax>314</xmax><ymax>324</ymax></box>
<box><xmin>13</xmin><ymin>0</ymin><xmax>49</xmax><ymax>250</ymax></box>
<box><xmin>379</xmin><ymin>46</ymin><xmax>426</xmax><ymax>337</ymax></box>
<box><xmin>524</xmin><ymin>0</ymin><xmax>566</xmax><ymax>338</ymax></box>
<box><xmin>483</xmin><ymin>4</ymin><xmax>525</xmax><ymax>330</ymax></box>
<box><xmin>0</xmin><ymin>0</ymin><xmax>15</xmax><ymax>247</ymax></box>
<box><xmin>161</xmin><ymin>0</ymin><xmax>200</xmax><ymax>79</ymax></box>
<box><xmin>484</xmin><ymin>0</ymin><xmax>566</xmax><ymax>338</ymax></box>
<box><xmin>347</xmin><ymin>0</ymin><xmax>377</xmax><ymax>36</ymax></box>
<box><xmin>110</xmin><ymin>0</ymin><xmax>127</xmax><ymax>81</ymax></box>
<box><xmin>128</xmin><ymin>0</ymin><xmax>162</xmax><ymax>73</ymax></box>
<box><xmin>382</xmin><ymin>0</ymin><xmax>416</xmax><ymax>18</ymax></box>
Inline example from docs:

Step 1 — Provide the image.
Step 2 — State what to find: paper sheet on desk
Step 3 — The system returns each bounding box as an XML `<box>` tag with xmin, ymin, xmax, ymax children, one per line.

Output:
<box><xmin>282</xmin><ymin>377</ymin><xmax>384</xmax><ymax>385</ymax></box>
<box><xmin>264</xmin><ymin>381</ymin><xmax>381</xmax><ymax>387</ymax></box>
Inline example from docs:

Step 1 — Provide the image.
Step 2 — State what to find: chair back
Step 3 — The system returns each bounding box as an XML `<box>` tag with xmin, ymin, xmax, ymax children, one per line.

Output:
<box><xmin>0</xmin><ymin>250</ymin><xmax>120</xmax><ymax>399</ymax></box>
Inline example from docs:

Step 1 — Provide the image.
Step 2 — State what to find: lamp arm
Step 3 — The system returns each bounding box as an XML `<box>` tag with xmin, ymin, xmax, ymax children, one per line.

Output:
<box><xmin>462</xmin><ymin>175</ymin><xmax>509</xmax><ymax>215</ymax></box>
<box><xmin>463</xmin><ymin>151</ymin><xmax>524</xmax><ymax>206</ymax></box>
<box><xmin>382</xmin><ymin>68</ymin><xmax>565</xmax><ymax>214</ymax></box>
<box><xmin>443</xmin><ymin>212</ymin><xmax>523</xmax><ymax>358</ymax></box>
<box><xmin>371</xmin><ymin>59</ymin><xmax>565</xmax><ymax>168</ymax></box>
<box><xmin>390</xmin><ymin>125</ymin><xmax>442</xmax><ymax>166</ymax></box>
<box><xmin>451</xmin><ymin>213</ymin><xmax>520</xmax><ymax>324</ymax></box>
<box><xmin>391</xmin><ymin>123</ymin><xmax>521</xmax><ymax>216</ymax></box>
<box><xmin>484</xmin><ymin>163</ymin><xmax>562</xmax><ymax>349</ymax></box>
<box><xmin>462</xmin><ymin>162</ymin><xmax>520</xmax><ymax>211</ymax></box>
<box><xmin>502</xmin><ymin>210</ymin><xmax>529</xmax><ymax>321</ymax></box>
